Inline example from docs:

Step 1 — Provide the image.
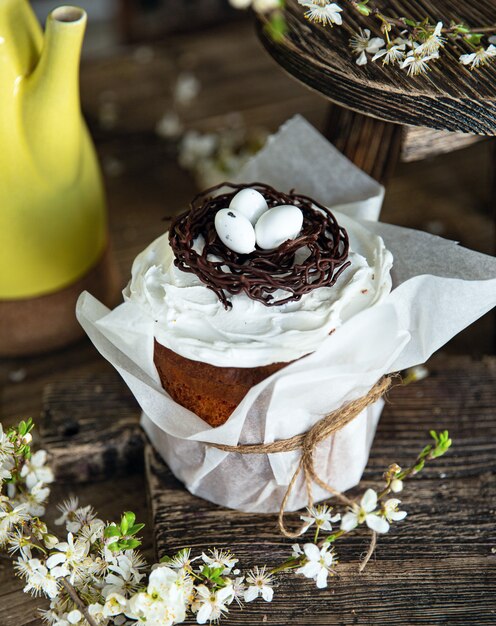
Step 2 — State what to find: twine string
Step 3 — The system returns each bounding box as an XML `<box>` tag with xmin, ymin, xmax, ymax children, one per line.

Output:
<box><xmin>210</xmin><ymin>377</ymin><xmax>392</xmax><ymax>538</ymax></box>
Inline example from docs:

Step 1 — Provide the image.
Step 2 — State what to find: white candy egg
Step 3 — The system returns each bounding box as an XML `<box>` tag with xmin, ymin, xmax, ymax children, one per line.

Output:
<box><xmin>255</xmin><ymin>205</ymin><xmax>304</xmax><ymax>250</ymax></box>
<box><xmin>214</xmin><ymin>208</ymin><xmax>256</xmax><ymax>254</ymax></box>
<box><xmin>229</xmin><ymin>188</ymin><xmax>268</xmax><ymax>225</ymax></box>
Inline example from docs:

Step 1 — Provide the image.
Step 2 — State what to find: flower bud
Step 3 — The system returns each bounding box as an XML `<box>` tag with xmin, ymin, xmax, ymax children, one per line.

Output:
<box><xmin>44</xmin><ymin>534</ymin><xmax>59</xmax><ymax>549</ymax></box>
<box><xmin>22</xmin><ymin>433</ymin><xmax>33</xmax><ymax>444</ymax></box>
<box><xmin>390</xmin><ymin>478</ymin><xmax>403</xmax><ymax>493</ymax></box>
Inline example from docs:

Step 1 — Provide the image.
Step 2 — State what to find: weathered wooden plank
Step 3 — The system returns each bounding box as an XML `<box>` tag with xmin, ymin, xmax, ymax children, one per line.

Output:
<box><xmin>146</xmin><ymin>355</ymin><xmax>496</xmax><ymax>624</ymax></box>
<box><xmin>40</xmin><ymin>374</ymin><xmax>143</xmax><ymax>482</ymax></box>
<box><xmin>401</xmin><ymin>126</ymin><xmax>484</xmax><ymax>163</ymax></box>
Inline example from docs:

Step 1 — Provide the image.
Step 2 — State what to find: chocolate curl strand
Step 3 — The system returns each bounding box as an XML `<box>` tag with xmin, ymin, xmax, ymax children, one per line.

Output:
<box><xmin>209</xmin><ymin>377</ymin><xmax>392</xmax><ymax>539</ymax></box>
<box><xmin>169</xmin><ymin>182</ymin><xmax>350</xmax><ymax>308</ymax></box>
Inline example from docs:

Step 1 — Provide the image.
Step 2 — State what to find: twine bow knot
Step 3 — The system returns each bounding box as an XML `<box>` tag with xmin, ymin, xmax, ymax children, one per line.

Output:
<box><xmin>210</xmin><ymin>376</ymin><xmax>392</xmax><ymax>538</ymax></box>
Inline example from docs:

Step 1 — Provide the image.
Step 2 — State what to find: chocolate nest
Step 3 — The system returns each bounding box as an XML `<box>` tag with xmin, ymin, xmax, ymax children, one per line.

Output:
<box><xmin>169</xmin><ymin>182</ymin><xmax>350</xmax><ymax>308</ymax></box>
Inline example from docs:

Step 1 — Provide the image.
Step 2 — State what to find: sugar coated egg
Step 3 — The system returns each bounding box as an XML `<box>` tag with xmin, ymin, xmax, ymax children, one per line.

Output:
<box><xmin>214</xmin><ymin>208</ymin><xmax>256</xmax><ymax>254</ymax></box>
<box><xmin>255</xmin><ymin>205</ymin><xmax>303</xmax><ymax>250</ymax></box>
<box><xmin>229</xmin><ymin>188</ymin><xmax>268</xmax><ymax>225</ymax></box>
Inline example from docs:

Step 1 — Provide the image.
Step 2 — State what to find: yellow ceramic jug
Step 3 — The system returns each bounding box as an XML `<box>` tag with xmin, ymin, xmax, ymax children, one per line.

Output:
<box><xmin>0</xmin><ymin>1</ymin><xmax>107</xmax><ymax>298</ymax></box>
<box><xmin>0</xmin><ymin>2</ymin><xmax>119</xmax><ymax>355</ymax></box>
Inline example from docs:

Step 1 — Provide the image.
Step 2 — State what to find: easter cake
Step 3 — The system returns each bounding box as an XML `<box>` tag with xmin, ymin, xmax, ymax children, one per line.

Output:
<box><xmin>126</xmin><ymin>182</ymin><xmax>393</xmax><ymax>427</ymax></box>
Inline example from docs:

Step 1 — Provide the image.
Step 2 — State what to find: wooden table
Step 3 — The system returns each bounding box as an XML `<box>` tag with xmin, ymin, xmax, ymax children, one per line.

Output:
<box><xmin>0</xmin><ymin>20</ymin><xmax>495</xmax><ymax>626</ymax></box>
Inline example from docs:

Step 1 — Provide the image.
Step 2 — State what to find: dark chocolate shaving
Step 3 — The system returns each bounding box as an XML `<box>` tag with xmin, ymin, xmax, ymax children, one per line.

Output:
<box><xmin>169</xmin><ymin>182</ymin><xmax>350</xmax><ymax>308</ymax></box>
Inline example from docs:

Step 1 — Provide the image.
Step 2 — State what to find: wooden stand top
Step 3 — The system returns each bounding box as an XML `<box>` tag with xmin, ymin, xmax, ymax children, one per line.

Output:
<box><xmin>258</xmin><ymin>0</ymin><xmax>496</xmax><ymax>134</ymax></box>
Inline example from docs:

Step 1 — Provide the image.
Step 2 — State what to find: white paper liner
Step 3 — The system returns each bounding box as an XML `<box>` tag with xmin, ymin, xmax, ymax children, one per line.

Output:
<box><xmin>76</xmin><ymin>116</ymin><xmax>496</xmax><ymax>513</ymax></box>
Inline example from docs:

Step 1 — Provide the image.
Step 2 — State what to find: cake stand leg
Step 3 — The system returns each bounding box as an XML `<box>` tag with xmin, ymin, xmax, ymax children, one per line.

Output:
<box><xmin>324</xmin><ymin>103</ymin><xmax>403</xmax><ymax>184</ymax></box>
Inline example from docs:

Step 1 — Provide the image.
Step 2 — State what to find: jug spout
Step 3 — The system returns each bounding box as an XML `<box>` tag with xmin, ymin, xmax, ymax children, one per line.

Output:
<box><xmin>0</xmin><ymin>0</ymin><xmax>43</xmax><ymax>85</ymax></box>
<box><xmin>23</xmin><ymin>6</ymin><xmax>87</xmax><ymax>184</ymax></box>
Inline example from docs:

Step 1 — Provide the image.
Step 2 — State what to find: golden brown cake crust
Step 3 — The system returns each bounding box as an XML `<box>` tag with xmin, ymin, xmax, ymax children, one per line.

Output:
<box><xmin>153</xmin><ymin>340</ymin><xmax>288</xmax><ymax>427</ymax></box>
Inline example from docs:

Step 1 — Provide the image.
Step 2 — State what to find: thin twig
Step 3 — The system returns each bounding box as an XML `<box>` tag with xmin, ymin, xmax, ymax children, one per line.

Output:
<box><xmin>60</xmin><ymin>577</ymin><xmax>98</xmax><ymax>626</ymax></box>
<box><xmin>358</xmin><ymin>531</ymin><xmax>377</xmax><ymax>573</ymax></box>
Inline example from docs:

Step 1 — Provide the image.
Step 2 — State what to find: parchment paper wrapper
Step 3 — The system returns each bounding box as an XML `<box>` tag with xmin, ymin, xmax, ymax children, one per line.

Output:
<box><xmin>77</xmin><ymin>116</ymin><xmax>496</xmax><ymax>513</ymax></box>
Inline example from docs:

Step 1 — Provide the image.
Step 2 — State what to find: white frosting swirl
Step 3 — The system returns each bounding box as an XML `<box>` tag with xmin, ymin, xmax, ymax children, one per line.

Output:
<box><xmin>125</xmin><ymin>212</ymin><xmax>393</xmax><ymax>367</ymax></box>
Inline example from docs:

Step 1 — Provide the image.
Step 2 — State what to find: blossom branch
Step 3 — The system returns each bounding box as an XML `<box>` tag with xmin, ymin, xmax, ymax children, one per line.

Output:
<box><xmin>229</xmin><ymin>0</ymin><xmax>496</xmax><ymax>75</ymax></box>
<box><xmin>1</xmin><ymin>418</ymin><xmax>452</xmax><ymax>624</ymax></box>
<box><xmin>60</xmin><ymin>577</ymin><xmax>99</xmax><ymax>626</ymax></box>
<box><xmin>358</xmin><ymin>531</ymin><xmax>377</xmax><ymax>573</ymax></box>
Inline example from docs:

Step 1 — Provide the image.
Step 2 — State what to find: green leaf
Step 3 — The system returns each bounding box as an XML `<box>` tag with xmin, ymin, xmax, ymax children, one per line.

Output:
<box><xmin>104</xmin><ymin>525</ymin><xmax>120</xmax><ymax>538</ymax></box>
<box><xmin>129</xmin><ymin>523</ymin><xmax>145</xmax><ymax>536</ymax></box>
<box><xmin>466</xmin><ymin>33</ymin><xmax>484</xmax><ymax>45</ymax></box>
<box><xmin>122</xmin><ymin>538</ymin><xmax>141</xmax><ymax>550</ymax></box>
<box><xmin>404</xmin><ymin>18</ymin><xmax>417</xmax><ymax>27</ymax></box>
<box><xmin>414</xmin><ymin>459</ymin><xmax>425</xmax><ymax>472</ymax></box>
<box><xmin>356</xmin><ymin>3</ymin><xmax>370</xmax><ymax>16</ymax></box>
<box><xmin>266</xmin><ymin>12</ymin><xmax>287</xmax><ymax>43</ymax></box>
<box><xmin>124</xmin><ymin>511</ymin><xmax>136</xmax><ymax>527</ymax></box>
<box><xmin>108</xmin><ymin>542</ymin><xmax>121</xmax><ymax>552</ymax></box>
<box><xmin>18</xmin><ymin>421</ymin><xmax>27</xmax><ymax>436</ymax></box>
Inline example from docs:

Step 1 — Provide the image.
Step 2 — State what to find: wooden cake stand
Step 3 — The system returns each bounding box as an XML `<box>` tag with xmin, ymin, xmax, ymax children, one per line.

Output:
<box><xmin>257</xmin><ymin>0</ymin><xmax>496</xmax><ymax>182</ymax></box>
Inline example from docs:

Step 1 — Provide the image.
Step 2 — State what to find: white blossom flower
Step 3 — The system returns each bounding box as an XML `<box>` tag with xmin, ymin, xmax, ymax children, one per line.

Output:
<box><xmin>0</xmin><ymin>457</ymin><xmax>13</xmax><ymax>481</ymax></box>
<box><xmin>415</xmin><ymin>22</ymin><xmax>445</xmax><ymax>56</ymax></box>
<box><xmin>54</xmin><ymin>497</ymin><xmax>79</xmax><ymax>528</ymax></box>
<box><xmin>230</xmin><ymin>576</ymin><xmax>246</xmax><ymax>607</ymax></box>
<box><xmin>291</xmin><ymin>543</ymin><xmax>303</xmax><ymax>558</ymax></box>
<box><xmin>64</xmin><ymin>504</ymin><xmax>96</xmax><ymax>534</ymax></box>
<box><xmin>390</xmin><ymin>478</ymin><xmax>404</xmax><ymax>493</ymax></box>
<box><xmin>253</xmin><ymin>0</ymin><xmax>281</xmax><ymax>13</ymax></box>
<box><xmin>229</xmin><ymin>0</ymin><xmax>252</xmax><ymax>8</ymax></box>
<box><xmin>300</xmin><ymin>503</ymin><xmax>341</xmax><ymax>533</ymax></box>
<box><xmin>459</xmin><ymin>44</ymin><xmax>496</xmax><ymax>70</ymax></box>
<box><xmin>128</xmin><ymin>566</ymin><xmax>189</xmax><ymax>626</ymax></box>
<box><xmin>349</xmin><ymin>29</ymin><xmax>384</xmax><ymax>65</ymax></box>
<box><xmin>155</xmin><ymin>111</ymin><xmax>183</xmax><ymax>140</ymax></box>
<box><xmin>192</xmin><ymin>584</ymin><xmax>234</xmax><ymax>624</ymax></box>
<box><xmin>401</xmin><ymin>51</ymin><xmax>439</xmax><ymax>76</ymax></box>
<box><xmin>102</xmin><ymin>592</ymin><xmax>128</xmax><ymax>617</ymax></box>
<box><xmin>20</xmin><ymin>450</ymin><xmax>54</xmax><ymax>490</ymax></box>
<box><xmin>78</xmin><ymin>518</ymin><xmax>105</xmax><ymax>545</ymax></box>
<box><xmin>301</xmin><ymin>1</ymin><xmax>343</xmax><ymax>27</ymax></box>
<box><xmin>383</xmin><ymin>498</ymin><xmax>408</xmax><ymax>523</ymax></box>
<box><xmin>8</xmin><ymin>528</ymin><xmax>33</xmax><ymax>558</ymax></box>
<box><xmin>244</xmin><ymin>565</ymin><xmax>274</xmax><ymax>602</ymax></box>
<box><xmin>87</xmin><ymin>603</ymin><xmax>105</xmax><ymax>622</ymax></box>
<box><xmin>39</xmin><ymin>608</ymin><xmax>65</xmax><ymax>625</ymax></box>
<box><xmin>201</xmin><ymin>548</ymin><xmax>238</xmax><ymax>575</ymax></box>
<box><xmin>403</xmin><ymin>365</ymin><xmax>429</xmax><ymax>384</ymax></box>
<box><xmin>174</xmin><ymin>72</ymin><xmax>201</xmax><ymax>107</ymax></box>
<box><xmin>102</xmin><ymin>554</ymin><xmax>145</xmax><ymax>598</ymax></box>
<box><xmin>0</xmin><ymin>503</ymin><xmax>30</xmax><ymax>538</ymax></box>
<box><xmin>0</xmin><ymin>424</ymin><xmax>14</xmax><ymax>459</ymax></box>
<box><xmin>66</xmin><ymin>610</ymin><xmax>83</xmax><ymax>624</ymax></box>
<box><xmin>166</xmin><ymin>547</ymin><xmax>193</xmax><ymax>570</ymax></box>
<box><xmin>18</xmin><ymin>557</ymin><xmax>59</xmax><ymax>599</ymax></box>
<box><xmin>295</xmin><ymin>543</ymin><xmax>335</xmax><ymax>588</ymax></box>
<box><xmin>179</xmin><ymin>131</ymin><xmax>217</xmax><ymax>169</ymax></box>
<box><xmin>125</xmin><ymin>548</ymin><xmax>147</xmax><ymax>573</ymax></box>
<box><xmin>340</xmin><ymin>489</ymin><xmax>390</xmax><ymax>534</ymax></box>
<box><xmin>372</xmin><ymin>40</ymin><xmax>407</xmax><ymax>65</ymax></box>
<box><xmin>46</xmin><ymin>533</ymin><xmax>90</xmax><ymax>582</ymax></box>
<box><xmin>22</xmin><ymin>482</ymin><xmax>50</xmax><ymax>517</ymax></box>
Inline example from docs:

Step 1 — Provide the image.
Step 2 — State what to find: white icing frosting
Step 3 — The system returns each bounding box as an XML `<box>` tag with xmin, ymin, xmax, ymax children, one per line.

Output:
<box><xmin>124</xmin><ymin>212</ymin><xmax>393</xmax><ymax>368</ymax></box>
